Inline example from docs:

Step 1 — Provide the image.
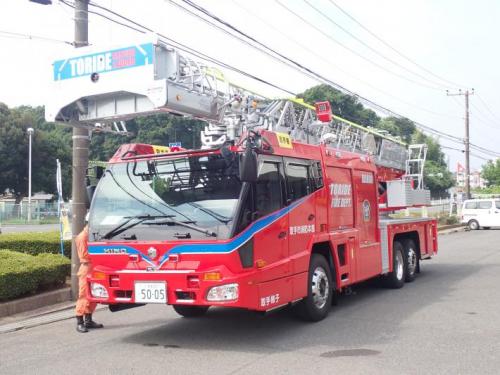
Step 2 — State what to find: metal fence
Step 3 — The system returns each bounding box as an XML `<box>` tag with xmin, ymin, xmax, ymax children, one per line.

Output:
<box><xmin>0</xmin><ymin>201</ymin><xmax>61</xmax><ymax>224</ymax></box>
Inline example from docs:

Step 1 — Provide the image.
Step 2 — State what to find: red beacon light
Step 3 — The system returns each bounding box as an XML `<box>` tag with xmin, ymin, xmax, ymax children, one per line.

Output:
<box><xmin>315</xmin><ymin>101</ymin><xmax>332</xmax><ymax>123</ymax></box>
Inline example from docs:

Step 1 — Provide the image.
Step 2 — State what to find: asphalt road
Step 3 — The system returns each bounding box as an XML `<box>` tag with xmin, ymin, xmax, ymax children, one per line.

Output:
<box><xmin>1</xmin><ymin>230</ymin><xmax>500</xmax><ymax>375</ymax></box>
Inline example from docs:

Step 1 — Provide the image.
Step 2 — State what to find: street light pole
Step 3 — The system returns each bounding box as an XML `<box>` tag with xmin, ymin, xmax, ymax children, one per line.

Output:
<box><xmin>27</xmin><ymin>127</ymin><xmax>34</xmax><ymax>223</ymax></box>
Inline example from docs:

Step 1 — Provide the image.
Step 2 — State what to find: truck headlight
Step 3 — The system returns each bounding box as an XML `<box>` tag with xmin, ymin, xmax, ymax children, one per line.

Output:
<box><xmin>206</xmin><ymin>283</ymin><xmax>239</xmax><ymax>302</ymax></box>
<box><xmin>91</xmin><ymin>282</ymin><xmax>109</xmax><ymax>299</ymax></box>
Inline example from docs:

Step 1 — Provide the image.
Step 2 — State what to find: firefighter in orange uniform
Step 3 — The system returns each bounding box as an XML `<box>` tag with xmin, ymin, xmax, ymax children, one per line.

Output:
<box><xmin>75</xmin><ymin>224</ymin><xmax>104</xmax><ymax>333</ymax></box>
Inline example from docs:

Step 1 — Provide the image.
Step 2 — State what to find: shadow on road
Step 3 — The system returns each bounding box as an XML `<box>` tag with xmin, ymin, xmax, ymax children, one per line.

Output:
<box><xmin>121</xmin><ymin>261</ymin><xmax>487</xmax><ymax>354</ymax></box>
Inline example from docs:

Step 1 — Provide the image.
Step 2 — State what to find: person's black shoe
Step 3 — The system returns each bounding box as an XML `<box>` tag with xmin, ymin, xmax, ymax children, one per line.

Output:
<box><xmin>76</xmin><ymin>316</ymin><xmax>88</xmax><ymax>333</ymax></box>
<box><xmin>84</xmin><ymin>314</ymin><xmax>103</xmax><ymax>329</ymax></box>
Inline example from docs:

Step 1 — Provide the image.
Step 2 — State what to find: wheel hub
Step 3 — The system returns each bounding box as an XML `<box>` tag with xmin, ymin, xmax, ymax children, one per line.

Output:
<box><xmin>312</xmin><ymin>267</ymin><xmax>329</xmax><ymax>309</ymax></box>
<box><xmin>396</xmin><ymin>252</ymin><xmax>404</xmax><ymax>280</ymax></box>
<box><xmin>407</xmin><ymin>247</ymin><xmax>417</xmax><ymax>275</ymax></box>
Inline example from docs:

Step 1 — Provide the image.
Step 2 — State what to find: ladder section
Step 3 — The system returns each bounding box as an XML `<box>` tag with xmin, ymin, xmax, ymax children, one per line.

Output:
<box><xmin>47</xmin><ymin>36</ymin><xmax>411</xmax><ymax>175</ymax></box>
<box><xmin>405</xmin><ymin>144</ymin><xmax>428</xmax><ymax>190</ymax></box>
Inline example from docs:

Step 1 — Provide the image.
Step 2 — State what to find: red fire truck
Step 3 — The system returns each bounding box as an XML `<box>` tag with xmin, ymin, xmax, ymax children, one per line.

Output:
<box><xmin>47</xmin><ymin>37</ymin><xmax>437</xmax><ymax>321</ymax></box>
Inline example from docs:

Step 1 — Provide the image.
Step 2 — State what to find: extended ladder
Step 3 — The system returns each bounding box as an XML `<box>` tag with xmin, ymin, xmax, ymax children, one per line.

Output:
<box><xmin>46</xmin><ymin>35</ymin><xmax>426</xmax><ymax>191</ymax></box>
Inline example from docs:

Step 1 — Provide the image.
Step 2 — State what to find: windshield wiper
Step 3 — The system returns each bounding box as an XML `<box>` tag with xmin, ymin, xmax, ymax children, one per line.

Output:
<box><xmin>101</xmin><ymin>214</ymin><xmax>176</xmax><ymax>240</ymax></box>
<box><xmin>187</xmin><ymin>202</ymin><xmax>231</xmax><ymax>224</ymax></box>
<box><xmin>147</xmin><ymin>218</ymin><xmax>217</xmax><ymax>237</ymax></box>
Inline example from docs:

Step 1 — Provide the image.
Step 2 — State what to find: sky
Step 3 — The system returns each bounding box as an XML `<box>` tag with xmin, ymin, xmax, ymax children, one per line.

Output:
<box><xmin>1</xmin><ymin>0</ymin><xmax>499</xmax><ymax>170</ymax></box>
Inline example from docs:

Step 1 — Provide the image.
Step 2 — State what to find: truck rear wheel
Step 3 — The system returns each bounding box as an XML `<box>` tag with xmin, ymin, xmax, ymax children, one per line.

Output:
<box><xmin>173</xmin><ymin>305</ymin><xmax>209</xmax><ymax>318</ymax></box>
<box><xmin>403</xmin><ymin>239</ymin><xmax>419</xmax><ymax>282</ymax></box>
<box><xmin>384</xmin><ymin>241</ymin><xmax>406</xmax><ymax>289</ymax></box>
<box><xmin>294</xmin><ymin>254</ymin><xmax>333</xmax><ymax>322</ymax></box>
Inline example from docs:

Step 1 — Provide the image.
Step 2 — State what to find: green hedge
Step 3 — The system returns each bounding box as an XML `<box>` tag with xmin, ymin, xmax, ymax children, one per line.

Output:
<box><xmin>0</xmin><ymin>231</ymin><xmax>71</xmax><ymax>257</ymax></box>
<box><xmin>0</xmin><ymin>250</ymin><xmax>70</xmax><ymax>301</ymax></box>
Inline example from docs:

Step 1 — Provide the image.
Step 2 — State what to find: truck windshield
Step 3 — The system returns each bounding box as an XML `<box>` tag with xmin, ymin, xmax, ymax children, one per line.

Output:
<box><xmin>89</xmin><ymin>153</ymin><xmax>241</xmax><ymax>241</ymax></box>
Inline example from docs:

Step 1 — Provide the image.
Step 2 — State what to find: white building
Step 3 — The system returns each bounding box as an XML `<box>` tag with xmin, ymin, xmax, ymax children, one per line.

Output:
<box><xmin>456</xmin><ymin>163</ymin><xmax>486</xmax><ymax>190</ymax></box>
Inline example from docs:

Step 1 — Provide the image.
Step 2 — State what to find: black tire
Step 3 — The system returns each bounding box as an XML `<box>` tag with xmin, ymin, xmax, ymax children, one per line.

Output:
<box><xmin>384</xmin><ymin>241</ymin><xmax>406</xmax><ymax>289</ymax></box>
<box><xmin>294</xmin><ymin>254</ymin><xmax>333</xmax><ymax>322</ymax></box>
<box><xmin>172</xmin><ymin>305</ymin><xmax>209</xmax><ymax>318</ymax></box>
<box><xmin>403</xmin><ymin>239</ymin><xmax>419</xmax><ymax>282</ymax></box>
<box><xmin>468</xmin><ymin>220</ymin><xmax>479</xmax><ymax>230</ymax></box>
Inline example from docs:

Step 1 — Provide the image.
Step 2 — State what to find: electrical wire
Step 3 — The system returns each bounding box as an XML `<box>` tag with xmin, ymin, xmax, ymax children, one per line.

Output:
<box><xmin>302</xmin><ymin>0</ymin><xmax>448</xmax><ymax>91</ymax></box>
<box><xmin>273</xmin><ymin>0</ymin><xmax>443</xmax><ymax>92</ymax></box>
<box><xmin>469</xmin><ymin>105</ymin><xmax>498</xmax><ymax>130</ymax></box>
<box><xmin>470</xmin><ymin>101</ymin><xmax>499</xmax><ymax>128</ymax></box>
<box><xmin>476</xmin><ymin>93</ymin><xmax>500</xmax><ymax>123</ymax></box>
<box><xmin>327</xmin><ymin>0</ymin><xmax>467</xmax><ymax>90</ymax></box>
<box><xmin>0</xmin><ymin>30</ymin><xmax>73</xmax><ymax>45</ymax></box>
<box><xmin>60</xmin><ymin>0</ymin><xmax>298</xmax><ymax>96</ymax></box>
<box><xmin>469</xmin><ymin>143</ymin><xmax>500</xmax><ymax>158</ymax></box>
<box><xmin>441</xmin><ymin>145</ymin><xmax>492</xmax><ymax>162</ymax></box>
<box><xmin>67</xmin><ymin>0</ymin><xmax>495</xmax><ymax>155</ymax></box>
<box><xmin>231</xmin><ymin>0</ymin><xmax>461</xmax><ymax>122</ymax></box>
<box><xmin>173</xmin><ymin>0</ymin><xmax>465</xmax><ymax>143</ymax></box>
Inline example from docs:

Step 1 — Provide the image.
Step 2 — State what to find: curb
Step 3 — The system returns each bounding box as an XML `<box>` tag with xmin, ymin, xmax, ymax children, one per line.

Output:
<box><xmin>438</xmin><ymin>226</ymin><xmax>466</xmax><ymax>235</ymax></box>
<box><xmin>0</xmin><ymin>287</ymin><xmax>71</xmax><ymax>319</ymax></box>
<box><xmin>437</xmin><ymin>224</ymin><xmax>465</xmax><ymax>232</ymax></box>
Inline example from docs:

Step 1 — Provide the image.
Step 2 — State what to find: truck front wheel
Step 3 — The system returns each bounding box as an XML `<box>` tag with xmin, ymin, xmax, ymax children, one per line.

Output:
<box><xmin>294</xmin><ymin>254</ymin><xmax>333</xmax><ymax>322</ymax></box>
<box><xmin>384</xmin><ymin>241</ymin><xmax>406</xmax><ymax>289</ymax></box>
<box><xmin>173</xmin><ymin>305</ymin><xmax>209</xmax><ymax>318</ymax></box>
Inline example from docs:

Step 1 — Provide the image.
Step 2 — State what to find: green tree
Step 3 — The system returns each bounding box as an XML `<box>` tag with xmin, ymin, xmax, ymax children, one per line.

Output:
<box><xmin>424</xmin><ymin>160</ymin><xmax>455</xmax><ymax>197</ymax></box>
<box><xmin>300</xmin><ymin>84</ymin><xmax>380</xmax><ymax>127</ymax></box>
<box><xmin>378</xmin><ymin>117</ymin><xmax>416</xmax><ymax>144</ymax></box>
<box><xmin>0</xmin><ymin>104</ymin><xmax>72</xmax><ymax>200</ymax></box>
<box><xmin>88</xmin><ymin>115</ymin><xmax>204</xmax><ymax>162</ymax></box>
<box><xmin>481</xmin><ymin>159</ymin><xmax>500</xmax><ymax>186</ymax></box>
<box><xmin>410</xmin><ymin>131</ymin><xmax>454</xmax><ymax>196</ymax></box>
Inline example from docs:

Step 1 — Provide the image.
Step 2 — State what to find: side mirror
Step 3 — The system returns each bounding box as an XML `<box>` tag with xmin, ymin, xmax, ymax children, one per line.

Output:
<box><xmin>94</xmin><ymin>166</ymin><xmax>105</xmax><ymax>179</ymax></box>
<box><xmin>86</xmin><ymin>185</ymin><xmax>96</xmax><ymax>209</ymax></box>
<box><xmin>239</xmin><ymin>147</ymin><xmax>257</xmax><ymax>183</ymax></box>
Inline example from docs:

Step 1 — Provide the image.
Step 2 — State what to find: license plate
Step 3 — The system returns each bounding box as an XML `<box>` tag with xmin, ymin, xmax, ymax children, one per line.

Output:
<box><xmin>134</xmin><ymin>282</ymin><xmax>167</xmax><ymax>304</ymax></box>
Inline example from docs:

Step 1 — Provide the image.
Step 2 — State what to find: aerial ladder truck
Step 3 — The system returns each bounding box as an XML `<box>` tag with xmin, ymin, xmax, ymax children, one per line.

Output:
<box><xmin>46</xmin><ymin>36</ymin><xmax>437</xmax><ymax>321</ymax></box>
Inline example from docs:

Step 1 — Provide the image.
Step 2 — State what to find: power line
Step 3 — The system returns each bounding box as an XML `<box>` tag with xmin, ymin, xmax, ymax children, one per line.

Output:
<box><xmin>0</xmin><ymin>30</ymin><xmax>73</xmax><ymax>45</ymax></box>
<box><xmin>170</xmin><ymin>0</ymin><xmax>356</xmax><ymax>96</ymax></box>
<box><xmin>469</xmin><ymin>143</ymin><xmax>500</xmax><ymax>158</ymax></box>
<box><xmin>60</xmin><ymin>0</ymin><xmax>298</xmax><ymax>96</ymax></box>
<box><xmin>469</xmin><ymin>105</ymin><xmax>498</xmax><ymax>130</ymax></box>
<box><xmin>302</xmin><ymin>0</ymin><xmax>449</xmax><ymax>91</ymax></box>
<box><xmin>274</xmin><ymin>0</ymin><xmax>444</xmax><ymax>92</ymax></box>
<box><xmin>327</xmin><ymin>0</ymin><xmax>467</xmax><ymax>89</ymax></box>
<box><xmin>172</xmin><ymin>0</ymin><xmax>464</xmax><ymax>143</ymax></box>
<box><xmin>441</xmin><ymin>145</ymin><xmax>492</xmax><ymax>162</ymax></box>
<box><xmin>476</xmin><ymin>93</ymin><xmax>500</xmax><ymax>124</ymax></box>
<box><xmin>73</xmin><ymin>0</ymin><xmax>495</xmax><ymax>154</ymax></box>
<box><xmin>231</xmin><ymin>0</ymin><xmax>461</xmax><ymax>122</ymax></box>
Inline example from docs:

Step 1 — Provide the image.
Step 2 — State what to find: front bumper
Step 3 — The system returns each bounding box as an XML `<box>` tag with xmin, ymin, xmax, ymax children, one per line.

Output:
<box><xmin>87</xmin><ymin>266</ymin><xmax>259</xmax><ymax>309</ymax></box>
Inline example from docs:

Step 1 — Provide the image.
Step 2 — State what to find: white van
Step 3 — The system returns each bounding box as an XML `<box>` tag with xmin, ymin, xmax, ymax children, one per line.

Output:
<box><xmin>461</xmin><ymin>199</ymin><xmax>500</xmax><ymax>230</ymax></box>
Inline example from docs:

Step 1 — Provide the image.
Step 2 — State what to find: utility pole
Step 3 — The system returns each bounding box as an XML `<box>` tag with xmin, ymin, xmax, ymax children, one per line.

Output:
<box><xmin>447</xmin><ymin>88</ymin><xmax>474</xmax><ymax>200</ymax></box>
<box><xmin>71</xmin><ymin>0</ymin><xmax>90</xmax><ymax>300</ymax></box>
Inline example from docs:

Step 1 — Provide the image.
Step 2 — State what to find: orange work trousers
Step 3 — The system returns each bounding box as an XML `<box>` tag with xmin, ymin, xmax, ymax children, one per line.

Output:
<box><xmin>75</xmin><ymin>263</ymin><xmax>97</xmax><ymax>316</ymax></box>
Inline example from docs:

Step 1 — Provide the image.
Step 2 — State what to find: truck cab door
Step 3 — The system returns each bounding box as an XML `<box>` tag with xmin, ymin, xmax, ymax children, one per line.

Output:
<box><xmin>284</xmin><ymin>159</ymin><xmax>318</xmax><ymax>275</ymax></box>
<box><xmin>249</xmin><ymin>156</ymin><xmax>289</xmax><ymax>281</ymax></box>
